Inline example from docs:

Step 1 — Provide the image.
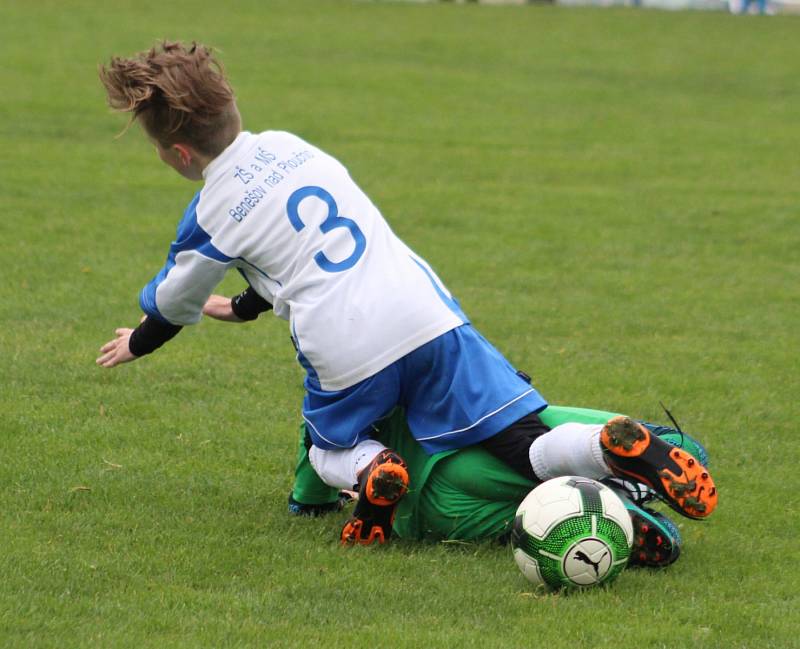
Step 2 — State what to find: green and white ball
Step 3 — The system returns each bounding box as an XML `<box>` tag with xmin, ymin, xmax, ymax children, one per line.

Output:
<box><xmin>511</xmin><ymin>476</ymin><xmax>633</xmax><ymax>590</ymax></box>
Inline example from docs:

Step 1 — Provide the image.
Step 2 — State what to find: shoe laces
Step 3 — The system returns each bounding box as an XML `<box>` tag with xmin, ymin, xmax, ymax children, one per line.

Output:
<box><xmin>659</xmin><ymin>401</ymin><xmax>685</xmax><ymax>449</ymax></box>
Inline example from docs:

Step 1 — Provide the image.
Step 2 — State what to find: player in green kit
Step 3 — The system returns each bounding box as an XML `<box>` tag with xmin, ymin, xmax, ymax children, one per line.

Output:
<box><xmin>290</xmin><ymin>405</ymin><xmax>711</xmax><ymax>568</ymax></box>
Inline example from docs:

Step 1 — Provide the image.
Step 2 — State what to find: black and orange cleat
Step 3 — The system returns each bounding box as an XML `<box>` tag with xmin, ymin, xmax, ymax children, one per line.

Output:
<box><xmin>340</xmin><ymin>449</ymin><xmax>409</xmax><ymax>546</ymax></box>
<box><xmin>600</xmin><ymin>416</ymin><xmax>718</xmax><ymax>520</ymax></box>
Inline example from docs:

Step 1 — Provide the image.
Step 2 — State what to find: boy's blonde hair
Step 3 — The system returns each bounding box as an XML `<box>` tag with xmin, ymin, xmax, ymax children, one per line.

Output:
<box><xmin>99</xmin><ymin>41</ymin><xmax>239</xmax><ymax>157</ymax></box>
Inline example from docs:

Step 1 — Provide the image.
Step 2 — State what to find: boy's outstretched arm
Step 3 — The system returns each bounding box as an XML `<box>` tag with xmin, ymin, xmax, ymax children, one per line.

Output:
<box><xmin>97</xmin><ymin>287</ymin><xmax>272</xmax><ymax>367</ymax></box>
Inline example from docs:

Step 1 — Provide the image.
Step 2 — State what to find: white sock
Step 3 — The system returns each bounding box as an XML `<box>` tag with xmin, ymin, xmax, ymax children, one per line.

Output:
<box><xmin>308</xmin><ymin>440</ymin><xmax>387</xmax><ymax>490</ymax></box>
<box><xmin>529</xmin><ymin>422</ymin><xmax>611</xmax><ymax>481</ymax></box>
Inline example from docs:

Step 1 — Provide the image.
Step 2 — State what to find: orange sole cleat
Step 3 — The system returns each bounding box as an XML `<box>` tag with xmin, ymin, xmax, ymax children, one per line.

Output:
<box><xmin>341</xmin><ymin>518</ymin><xmax>387</xmax><ymax>545</ymax></box>
<box><xmin>364</xmin><ymin>461</ymin><xmax>409</xmax><ymax>506</ymax></box>
<box><xmin>340</xmin><ymin>450</ymin><xmax>409</xmax><ymax>546</ymax></box>
<box><xmin>601</xmin><ymin>416</ymin><xmax>717</xmax><ymax>520</ymax></box>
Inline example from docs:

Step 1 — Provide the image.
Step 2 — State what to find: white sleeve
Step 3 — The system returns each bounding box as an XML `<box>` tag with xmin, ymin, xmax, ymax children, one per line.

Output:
<box><xmin>150</xmin><ymin>250</ymin><xmax>230</xmax><ymax>325</ymax></box>
<box><xmin>139</xmin><ymin>192</ymin><xmax>234</xmax><ymax>326</ymax></box>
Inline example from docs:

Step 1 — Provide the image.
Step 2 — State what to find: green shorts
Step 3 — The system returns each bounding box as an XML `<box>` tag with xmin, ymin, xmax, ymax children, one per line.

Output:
<box><xmin>394</xmin><ymin>405</ymin><xmax>619</xmax><ymax>540</ymax></box>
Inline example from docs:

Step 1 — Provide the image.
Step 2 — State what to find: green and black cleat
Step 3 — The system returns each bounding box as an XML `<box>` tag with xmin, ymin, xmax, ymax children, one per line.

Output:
<box><xmin>628</xmin><ymin>504</ymin><xmax>682</xmax><ymax>568</ymax></box>
<box><xmin>607</xmin><ymin>484</ymin><xmax>683</xmax><ymax>568</ymax></box>
<box><xmin>288</xmin><ymin>492</ymin><xmax>352</xmax><ymax>517</ymax></box>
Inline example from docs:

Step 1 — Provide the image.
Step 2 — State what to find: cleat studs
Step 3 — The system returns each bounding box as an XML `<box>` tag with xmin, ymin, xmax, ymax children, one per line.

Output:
<box><xmin>656</xmin><ymin>536</ymin><xmax>663</xmax><ymax>546</ymax></box>
<box><xmin>641</xmin><ymin>524</ymin><xmax>649</xmax><ymax>533</ymax></box>
<box><xmin>685</xmin><ymin>497</ymin><xmax>707</xmax><ymax>513</ymax></box>
<box><xmin>688</xmin><ymin>458</ymin><xmax>695</xmax><ymax>467</ymax></box>
<box><xmin>701</xmin><ymin>472</ymin><xmax>709</xmax><ymax>480</ymax></box>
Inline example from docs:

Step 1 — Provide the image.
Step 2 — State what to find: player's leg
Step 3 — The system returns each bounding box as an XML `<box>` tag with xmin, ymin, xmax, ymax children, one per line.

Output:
<box><xmin>542</xmin><ymin>404</ymin><xmax>710</xmax><ymax>467</ymax></box>
<box><xmin>464</xmin><ymin>399</ymin><xmax>716</xmax><ymax>519</ymax></box>
<box><xmin>476</xmin><ymin>403</ymin><xmax>621</xmax><ymax>486</ymax></box>
<box><xmin>539</xmin><ymin>404</ymin><xmax>711</xmax><ymax>507</ymax></box>
<box><xmin>288</xmin><ymin>423</ymin><xmax>351</xmax><ymax>516</ymax></box>
<box><xmin>300</xmin><ymin>366</ymin><xmax>411</xmax><ymax>544</ymax></box>
<box><xmin>530</xmin><ymin>416</ymin><xmax>717</xmax><ymax>519</ymax></box>
<box><xmin>288</xmin><ymin>405</ymin><xmax>443</xmax><ymax>543</ymax></box>
<box><xmin>307</xmin><ymin>440</ymin><xmax>410</xmax><ymax>545</ymax></box>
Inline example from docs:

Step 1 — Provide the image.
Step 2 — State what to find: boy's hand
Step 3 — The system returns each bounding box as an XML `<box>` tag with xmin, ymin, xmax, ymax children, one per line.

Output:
<box><xmin>203</xmin><ymin>294</ymin><xmax>243</xmax><ymax>322</ymax></box>
<box><xmin>96</xmin><ymin>328</ymin><xmax>138</xmax><ymax>368</ymax></box>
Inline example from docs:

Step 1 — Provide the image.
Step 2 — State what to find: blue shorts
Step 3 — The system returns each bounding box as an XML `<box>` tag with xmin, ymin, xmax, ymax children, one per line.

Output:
<box><xmin>302</xmin><ymin>324</ymin><xmax>547</xmax><ymax>455</ymax></box>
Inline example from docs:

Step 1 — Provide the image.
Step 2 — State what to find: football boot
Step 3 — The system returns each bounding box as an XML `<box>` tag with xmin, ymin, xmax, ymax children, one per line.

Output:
<box><xmin>645</xmin><ymin>424</ymin><xmax>710</xmax><ymax>468</ymax></box>
<box><xmin>340</xmin><ymin>449</ymin><xmax>409</xmax><ymax>545</ymax></box>
<box><xmin>600</xmin><ymin>416</ymin><xmax>717</xmax><ymax>520</ymax></box>
<box><xmin>630</xmin><ymin>508</ymin><xmax>683</xmax><ymax>568</ymax></box>
<box><xmin>610</xmin><ymin>487</ymin><xmax>683</xmax><ymax>568</ymax></box>
<box><xmin>604</xmin><ymin>422</ymin><xmax>711</xmax><ymax>507</ymax></box>
<box><xmin>288</xmin><ymin>491</ymin><xmax>352</xmax><ymax>517</ymax></box>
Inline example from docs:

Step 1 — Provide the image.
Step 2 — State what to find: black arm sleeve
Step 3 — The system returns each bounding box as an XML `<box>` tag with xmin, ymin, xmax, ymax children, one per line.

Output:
<box><xmin>128</xmin><ymin>316</ymin><xmax>183</xmax><ymax>357</ymax></box>
<box><xmin>231</xmin><ymin>287</ymin><xmax>273</xmax><ymax>321</ymax></box>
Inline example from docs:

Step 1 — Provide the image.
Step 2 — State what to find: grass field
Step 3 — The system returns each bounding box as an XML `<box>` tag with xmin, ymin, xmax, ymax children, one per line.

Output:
<box><xmin>1</xmin><ymin>0</ymin><xmax>799</xmax><ymax>647</ymax></box>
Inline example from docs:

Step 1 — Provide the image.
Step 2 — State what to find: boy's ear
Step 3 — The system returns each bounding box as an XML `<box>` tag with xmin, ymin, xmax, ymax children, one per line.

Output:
<box><xmin>172</xmin><ymin>143</ymin><xmax>193</xmax><ymax>167</ymax></box>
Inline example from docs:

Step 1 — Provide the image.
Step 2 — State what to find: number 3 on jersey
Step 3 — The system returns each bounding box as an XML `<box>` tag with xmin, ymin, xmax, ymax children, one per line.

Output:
<box><xmin>286</xmin><ymin>186</ymin><xmax>366</xmax><ymax>273</ymax></box>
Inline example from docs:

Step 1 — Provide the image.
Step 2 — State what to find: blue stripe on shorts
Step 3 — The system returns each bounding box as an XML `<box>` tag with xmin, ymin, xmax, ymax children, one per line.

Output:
<box><xmin>302</xmin><ymin>324</ymin><xmax>547</xmax><ymax>455</ymax></box>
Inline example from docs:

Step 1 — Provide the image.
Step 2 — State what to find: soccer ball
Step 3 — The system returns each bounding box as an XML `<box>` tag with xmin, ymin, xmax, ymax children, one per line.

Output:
<box><xmin>511</xmin><ymin>476</ymin><xmax>634</xmax><ymax>590</ymax></box>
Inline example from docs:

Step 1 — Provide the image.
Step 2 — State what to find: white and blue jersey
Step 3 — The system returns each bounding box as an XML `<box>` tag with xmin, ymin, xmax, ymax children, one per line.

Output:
<box><xmin>141</xmin><ymin>131</ymin><xmax>466</xmax><ymax>391</ymax></box>
<box><xmin>141</xmin><ymin>130</ymin><xmax>547</xmax><ymax>452</ymax></box>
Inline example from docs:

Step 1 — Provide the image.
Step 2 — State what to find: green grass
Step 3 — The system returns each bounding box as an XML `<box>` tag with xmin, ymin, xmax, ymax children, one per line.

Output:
<box><xmin>1</xmin><ymin>0</ymin><xmax>799</xmax><ymax>647</ymax></box>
